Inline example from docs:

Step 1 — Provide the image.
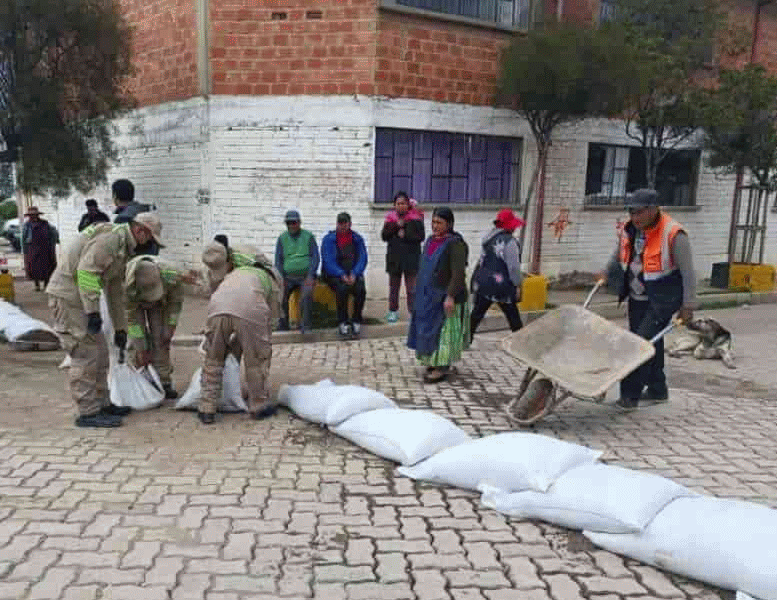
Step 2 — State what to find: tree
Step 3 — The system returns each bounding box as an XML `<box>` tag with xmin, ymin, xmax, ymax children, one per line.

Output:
<box><xmin>701</xmin><ymin>64</ymin><xmax>777</xmax><ymax>189</ymax></box>
<box><xmin>497</xmin><ymin>22</ymin><xmax>632</xmax><ymax>273</ymax></box>
<box><xmin>698</xmin><ymin>64</ymin><xmax>777</xmax><ymax>263</ymax></box>
<box><xmin>607</xmin><ymin>0</ymin><xmax>729</xmax><ymax>191</ymax></box>
<box><xmin>0</xmin><ymin>0</ymin><xmax>134</xmax><ymax>197</ymax></box>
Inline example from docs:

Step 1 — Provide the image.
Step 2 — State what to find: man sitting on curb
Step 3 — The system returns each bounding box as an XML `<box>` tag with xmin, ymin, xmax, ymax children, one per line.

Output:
<box><xmin>320</xmin><ymin>212</ymin><xmax>368</xmax><ymax>339</ymax></box>
<box><xmin>47</xmin><ymin>214</ymin><xmax>165</xmax><ymax>427</ymax></box>
<box><xmin>198</xmin><ymin>241</ymin><xmax>280</xmax><ymax>425</ymax></box>
<box><xmin>274</xmin><ymin>210</ymin><xmax>319</xmax><ymax>333</ymax></box>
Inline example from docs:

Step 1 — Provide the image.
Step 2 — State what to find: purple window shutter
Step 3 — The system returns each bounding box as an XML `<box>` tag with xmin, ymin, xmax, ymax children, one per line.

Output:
<box><xmin>450</xmin><ymin>135</ymin><xmax>468</xmax><ymax>177</ymax></box>
<box><xmin>394</xmin><ymin>131</ymin><xmax>413</xmax><ymax>176</ymax></box>
<box><xmin>412</xmin><ymin>159</ymin><xmax>432</xmax><ymax>202</ymax></box>
<box><xmin>375</xmin><ymin>157</ymin><xmax>393</xmax><ymax>203</ymax></box>
<box><xmin>450</xmin><ymin>178</ymin><xmax>468</xmax><ymax>203</ymax></box>
<box><xmin>432</xmin><ymin>134</ymin><xmax>451</xmax><ymax>176</ymax></box>
<box><xmin>375</xmin><ymin>129</ymin><xmax>393</xmax><ymax>158</ymax></box>
<box><xmin>468</xmin><ymin>159</ymin><xmax>484</xmax><ymax>203</ymax></box>
<box><xmin>431</xmin><ymin>177</ymin><xmax>450</xmax><ymax>202</ymax></box>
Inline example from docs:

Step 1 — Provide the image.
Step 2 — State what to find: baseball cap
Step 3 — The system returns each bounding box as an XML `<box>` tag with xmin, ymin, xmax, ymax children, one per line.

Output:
<box><xmin>625</xmin><ymin>188</ymin><xmax>659</xmax><ymax>210</ymax></box>
<box><xmin>284</xmin><ymin>209</ymin><xmax>301</xmax><ymax>223</ymax></box>
<box><xmin>132</xmin><ymin>212</ymin><xmax>165</xmax><ymax>247</ymax></box>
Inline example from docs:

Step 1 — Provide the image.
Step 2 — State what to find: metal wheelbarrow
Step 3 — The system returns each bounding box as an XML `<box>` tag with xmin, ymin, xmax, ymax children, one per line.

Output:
<box><xmin>502</xmin><ymin>281</ymin><xmax>678</xmax><ymax>425</ymax></box>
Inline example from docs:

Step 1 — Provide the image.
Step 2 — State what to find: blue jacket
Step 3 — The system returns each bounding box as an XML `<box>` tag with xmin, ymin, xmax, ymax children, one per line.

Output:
<box><xmin>321</xmin><ymin>229</ymin><xmax>368</xmax><ymax>279</ymax></box>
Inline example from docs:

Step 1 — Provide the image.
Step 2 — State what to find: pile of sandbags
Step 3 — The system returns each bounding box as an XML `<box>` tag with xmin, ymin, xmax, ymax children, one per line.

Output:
<box><xmin>279</xmin><ymin>381</ymin><xmax>776</xmax><ymax>600</ymax></box>
<box><xmin>0</xmin><ymin>299</ymin><xmax>60</xmax><ymax>350</ymax></box>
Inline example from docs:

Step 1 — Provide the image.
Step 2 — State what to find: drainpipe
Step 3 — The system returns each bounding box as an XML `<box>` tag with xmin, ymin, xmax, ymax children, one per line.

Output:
<box><xmin>195</xmin><ymin>0</ymin><xmax>210</xmax><ymax>96</ymax></box>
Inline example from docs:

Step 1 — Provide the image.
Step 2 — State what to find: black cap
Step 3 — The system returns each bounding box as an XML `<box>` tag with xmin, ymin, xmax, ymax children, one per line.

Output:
<box><xmin>85</xmin><ymin>199</ymin><xmax>98</xmax><ymax>207</ymax></box>
<box><xmin>625</xmin><ymin>188</ymin><xmax>659</xmax><ymax>209</ymax></box>
<box><xmin>336</xmin><ymin>212</ymin><xmax>351</xmax><ymax>224</ymax></box>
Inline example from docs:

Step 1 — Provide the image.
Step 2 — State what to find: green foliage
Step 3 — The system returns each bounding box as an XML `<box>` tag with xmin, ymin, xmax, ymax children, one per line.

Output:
<box><xmin>497</xmin><ymin>22</ymin><xmax>632</xmax><ymax>148</ymax></box>
<box><xmin>0</xmin><ymin>0</ymin><xmax>135</xmax><ymax>196</ymax></box>
<box><xmin>698</xmin><ymin>64</ymin><xmax>777</xmax><ymax>189</ymax></box>
<box><xmin>605</xmin><ymin>0</ymin><xmax>725</xmax><ymax>187</ymax></box>
<box><xmin>0</xmin><ymin>198</ymin><xmax>16</xmax><ymax>221</ymax></box>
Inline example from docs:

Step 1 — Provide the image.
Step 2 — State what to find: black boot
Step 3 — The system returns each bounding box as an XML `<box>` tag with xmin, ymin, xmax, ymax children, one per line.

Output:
<box><xmin>102</xmin><ymin>405</ymin><xmax>133</xmax><ymax>417</ymax></box>
<box><xmin>75</xmin><ymin>412</ymin><xmax>122</xmax><ymax>428</ymax></box>
<box><xmin>198</xmin><ymin>411</ymin><xmax>216</xmax><ymax>425</ymax></box>
<box><xmin>251</xmin><ymin>406</ymin><xmax>278</xmax><ymax>421</ymax></box>
<box><xmin>164</xmin><ymin>385</ymin><xmax>179</xmax><ymax>400</ymax></box>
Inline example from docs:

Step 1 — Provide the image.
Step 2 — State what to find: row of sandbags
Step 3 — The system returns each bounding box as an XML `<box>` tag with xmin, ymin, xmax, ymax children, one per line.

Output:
<box><xmin>279</xmin><ymin>381</ymin><xmax>776</xmax><ymax>600</ymax></box>
<box><xmin>0</xmin><ymin>299</ymin><xmax>60</xmax><ymax>350</ymax></box>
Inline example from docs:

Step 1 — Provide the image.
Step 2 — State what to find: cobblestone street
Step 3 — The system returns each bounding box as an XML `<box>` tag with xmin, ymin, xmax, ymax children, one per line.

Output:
<box><xmin>0</xmin><ymin>306</ymin><xmax>776</xmax><ymax>599</ymax></box>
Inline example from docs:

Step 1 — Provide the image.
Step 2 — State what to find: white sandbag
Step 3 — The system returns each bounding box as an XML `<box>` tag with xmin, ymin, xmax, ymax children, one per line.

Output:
<box><xmin>282</xmin><ymin>383</ymin><xmax>396</xmax><ymax>426</ymax></box>
<box><xmin>175</xmin><ymin>355</ymin><xmax>248</xmax><ymax>413</ymax></box>
<box><xmin>585</xmin><ymin>496</ymin><xmax>777</xmax><ymax>600</ymax></box>
<box><xmin>398</xmin><ymin>432</ymin><xmax>602</xmax><ymax>492</ymax></box>
<box><xmin>479</xmin><ymin>463</ymin><xmax>694</xmax><ymax>534</ymax></box>
<box><xmin>109</xmin><ymin>363</ymin><xmax>164</xmax><ymax>410</ymax></box>
<box><xmin>737</xmin><ymin>592</ymin><xmax>763</xmax><ymax>600</ymax></box>
<box><xmin>331</xmin><ymin>408</ymin><xmax>471</xmax><ymax>466</ymax></box>
<box><xmin>58</xmin><ymin>354</ymin><xmax>71</xmax><ymax>369</ymax></box>
<box><xmin>0</xmin><ymin>299</ymin><xmax>60</xmax><ymax>350</ymax></box>
<box><xmin>277</xmin><ymin>379</ymin><xmax>335</xmax><ymax>406</ymax></box>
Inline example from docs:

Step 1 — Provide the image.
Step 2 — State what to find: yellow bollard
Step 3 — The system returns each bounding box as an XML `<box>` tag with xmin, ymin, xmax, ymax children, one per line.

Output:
<box><xmin>518</xmin><ymin>274</ymin><xmax>548</xmax><ymax>312</ymax></box>
<box><xmin>0</xmin><ymin>269</ymin><xmax>15</xmax><ymax>303</ymax></box>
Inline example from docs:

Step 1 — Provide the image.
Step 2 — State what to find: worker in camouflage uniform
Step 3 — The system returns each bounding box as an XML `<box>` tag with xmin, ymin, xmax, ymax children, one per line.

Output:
<box><xmin>198</xmin><ymin>239</ymin><xmax>280</xmax><ymax>425</ymax></box>
<box><xmin>125</xmin><ymin>255</ymin><xmax>187</xmax><ymax>400</ymax></box>
<box><xmin>47</xmin><ymin>213</ymin><xmax>165</xmax><ymax>428</ymax></box>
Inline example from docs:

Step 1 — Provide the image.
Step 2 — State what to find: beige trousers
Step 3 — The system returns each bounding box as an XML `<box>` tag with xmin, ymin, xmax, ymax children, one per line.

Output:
<box><xmin>128</xmin><ymin>306</ymin><xmax>173</xmax><ymax>388</ymax></box>
<box><xmin>199</xmin><ymin>314</ymin><xmax>272</xmax><ymax>414</ymax></box>
<box><xmin>49</xmin><ymin>297</ymin><xmax>109</xmax><ymax>417</ymax></box>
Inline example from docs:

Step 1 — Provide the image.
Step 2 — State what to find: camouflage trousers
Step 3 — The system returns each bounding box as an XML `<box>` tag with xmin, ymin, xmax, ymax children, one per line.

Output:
<box><xmin>49</xmin><ymin>297</ymin><xmax>109</xmax><ymax>417</ymax></box>
<box><xmin>199</xmin><ymin>314</ymin><xmax>273</xmax><ymax>415</ymax></box>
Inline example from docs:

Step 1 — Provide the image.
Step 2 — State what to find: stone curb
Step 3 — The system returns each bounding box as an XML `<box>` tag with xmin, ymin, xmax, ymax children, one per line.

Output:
<box><xmin>170</xmin><ymin>290</ymin><xmax>777</xmax><ymax>347</ymax></box>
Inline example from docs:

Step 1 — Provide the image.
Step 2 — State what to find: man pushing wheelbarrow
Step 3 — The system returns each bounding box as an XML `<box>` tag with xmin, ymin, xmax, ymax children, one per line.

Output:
<box><xmin>506</xmin><ymin>189</ymin><xmax>697</xmax><ymax>424</ymax></box>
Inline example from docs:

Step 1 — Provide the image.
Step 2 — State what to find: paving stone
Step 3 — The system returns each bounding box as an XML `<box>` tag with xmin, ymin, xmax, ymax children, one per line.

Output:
<box><xmin>412</xmin><ymin>569</ymin><xmax>450</xmax><ymax>600</ymax></box>
<box><xmin>314</xmin><ymin>564</ymin><xmax>375</xmax><ymax>583</ymax></box>
<box><xmin>376</xmin><ymin>552</ymin><xmax>409</xmax><ymax>582</ymax></box>
<box><xmin>211</xmin><ymin>575</ymin><xmax>277</xmax><ymax>593</ymax></box>
<box><xmin>581</xmin><ymin>575</ymin><xmax>648</xmax><ymax>595</ymax></box>
<box><xmin>447</xmin><ymin>570</ymin><xmax>511</xmax><ymax>588</ymax></box>
<box><xmin>545</xmin><ymin>574</ymin><xmax>585</xmax><ymax>600</ymax></box>
<box><xmin>631</xmin><ymin>566</ymin><xmax>685</xmax><ymax>597</ymax></box>
<box><xmin>6</xmin><ymin>548</ymin><xmax>58</xmax><ymax>580</ymax></box>
<box><xmin>27</xmin><ymin>566</ymin><xmax>77</xmax><ymax>599</ymax></box>
<box><xmin>347</xmin><ymin>581</ymin><xmax>415</xmax><ymax>599</ymax></box>
<box><xmin>121</xmin><ymin>541</ymin><xmax>161</xmax><ymax>568</ymax></box>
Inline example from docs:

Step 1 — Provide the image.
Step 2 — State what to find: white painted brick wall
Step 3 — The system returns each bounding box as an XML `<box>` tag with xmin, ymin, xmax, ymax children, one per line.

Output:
<box><xmin>37</xmin><ymin>95</ymin><xmax>776</xmax><ymax>301</ymax></box>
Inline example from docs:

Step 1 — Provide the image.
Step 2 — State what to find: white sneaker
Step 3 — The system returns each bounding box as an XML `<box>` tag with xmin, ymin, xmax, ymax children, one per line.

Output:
<box><xmin>386</xmin><ymin>311</ymin><xmax>398</xmax><ymax>323</ymax></box>
<box><xmin>338</xmin><ymin>323</ymin><xmax>350</xmax><ymax>337</ymax></box>
<box><xmin>352</xmin><ymin>322</ymin><xmax>361</xmax><ymax>336</ymax></box>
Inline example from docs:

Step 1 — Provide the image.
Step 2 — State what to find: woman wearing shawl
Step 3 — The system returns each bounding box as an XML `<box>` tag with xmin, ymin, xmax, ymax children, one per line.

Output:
<box><xmin>407</xmin><ymin>207</ymin><xmax>470</xmax><ymax>383</ymax></box>
<box><xmin>381</xmin><ymin>191</ymin><xmax>425</xmax><ymax>323</ymax></box>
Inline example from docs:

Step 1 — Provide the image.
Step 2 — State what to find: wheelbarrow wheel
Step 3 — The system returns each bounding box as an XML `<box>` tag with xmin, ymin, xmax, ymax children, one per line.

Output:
<box><xmin>513</xmin><ymin>377</ymin><xmax>554</xmax><ymax>424</ymax></box>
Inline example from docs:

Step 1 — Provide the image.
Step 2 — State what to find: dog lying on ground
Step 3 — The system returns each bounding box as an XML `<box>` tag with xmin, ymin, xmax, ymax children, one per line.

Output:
<box><xmin>666</xmin><ymin>317</ymin><xmax>735</xmax><ymax>369</ymax></box>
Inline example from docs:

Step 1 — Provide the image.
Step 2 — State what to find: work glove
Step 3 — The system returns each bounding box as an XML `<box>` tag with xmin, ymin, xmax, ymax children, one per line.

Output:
<box><xmin>86</xmin><ymin>312</ymin><xmax>102</xmax><ymax>335</ymax></box>
<box><xmin>114</xmin><ymin>330</ymin><xmax>127</xmax><ymax>351</ymax></box>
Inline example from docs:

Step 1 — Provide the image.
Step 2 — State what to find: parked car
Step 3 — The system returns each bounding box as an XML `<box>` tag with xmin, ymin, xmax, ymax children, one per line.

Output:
<box><xmin>1</xmin><ymin>218</ymin><xmax>21</xmax><ymax>252</ymax></box>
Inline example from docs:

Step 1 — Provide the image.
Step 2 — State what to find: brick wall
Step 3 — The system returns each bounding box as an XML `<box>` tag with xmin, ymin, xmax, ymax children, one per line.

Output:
<box><xmin>375</xmin><ymin>11</ymin><xmax>511</xmax><ymax>106</ymax></box>
<box><xmin>209</xmin><ymin>0</ymin><xmax>378</xmax><ymax>96</ymax></box>
<box><xmin>118</xmin><ymin>0</ymin><xmax>200</xmax><ymax>106</ymax></box>
<box><xmin>723</xmin><ymin>0</ymin><xmax>777</xmax><ymax>74</ymax></box>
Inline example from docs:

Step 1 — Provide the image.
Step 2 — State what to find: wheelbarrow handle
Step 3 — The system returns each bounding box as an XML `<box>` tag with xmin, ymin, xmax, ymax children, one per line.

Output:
<box><xmin>583</xmin><ymin>279</ymin><xmax>605</xmax><ymax>309</ymax></box>
<box><xmin>648</xmin><ymin>317</ymin><xmax>683</xmax><ymax>345</ymax></box>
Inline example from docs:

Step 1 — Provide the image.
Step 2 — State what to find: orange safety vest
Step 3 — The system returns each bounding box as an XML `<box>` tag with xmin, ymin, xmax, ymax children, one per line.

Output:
<box><xmin>619</xmin><ymin>212</ymin><xmax>684</xmax><ymax>282</ymax></box>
